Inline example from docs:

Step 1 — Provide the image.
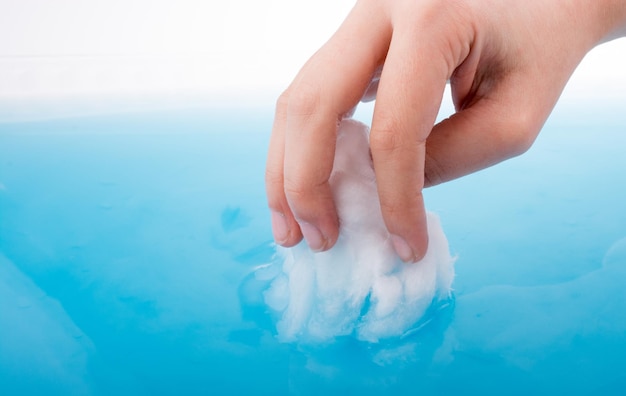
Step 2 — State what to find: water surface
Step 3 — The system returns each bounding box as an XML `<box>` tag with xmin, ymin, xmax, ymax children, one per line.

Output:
<box><xmin>1</xmin><ymin>108</ymin><xmax>625</xmax><ymax>394</ymax></box>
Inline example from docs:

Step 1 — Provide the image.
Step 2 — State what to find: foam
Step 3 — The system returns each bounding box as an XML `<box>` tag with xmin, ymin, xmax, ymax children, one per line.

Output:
<box><xmin>261</xmin><ymin>119</ymin><xmax>455</xmax><ymax>343</ymax></box>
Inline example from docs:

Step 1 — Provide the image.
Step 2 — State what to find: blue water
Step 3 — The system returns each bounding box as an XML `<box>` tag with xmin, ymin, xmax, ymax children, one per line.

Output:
<box><xmin>1</xmin><ymin>108</ymin><xmax>625</xmax><ymax>394</ymax></box>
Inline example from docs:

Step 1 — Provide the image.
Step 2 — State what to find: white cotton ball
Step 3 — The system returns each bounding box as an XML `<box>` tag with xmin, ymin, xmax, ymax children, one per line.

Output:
<box><xmin>264</xmin><ymin>118</ymin><xmax>456</xmax><ymax>343</ymax></box>
<box><xmin>263</xmin><ymin>274</ymin><xmax>289</xmax><ymax>312</ymax></box>
<box><xmin>371</xmin><ymin>276</ymin><xmax>403</xmax><ymax>318</ymax></box>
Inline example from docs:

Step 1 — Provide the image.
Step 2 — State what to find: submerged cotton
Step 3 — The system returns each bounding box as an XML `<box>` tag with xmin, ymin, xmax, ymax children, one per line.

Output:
<box><xmin>261</xmin><ymin>119</ymin><xmax>455</xmax><ymax>342</ymax></box>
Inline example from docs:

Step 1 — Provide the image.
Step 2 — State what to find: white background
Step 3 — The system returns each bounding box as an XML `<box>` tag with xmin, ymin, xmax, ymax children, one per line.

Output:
<box><xmin>0</xmin><ymin>0</ymin><xmax>625</xmax><ymax>114</ymax></box>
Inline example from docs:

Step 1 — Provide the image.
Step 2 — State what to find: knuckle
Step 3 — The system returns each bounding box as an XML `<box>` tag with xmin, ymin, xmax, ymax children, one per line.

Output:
<box><xmin>283</xmin><ymin>170</ymin><xmax>330</xmax><ymax>213</ymax></box>
<box><xmin>379</xmin><ymin>201</ymin><xmax>399</xmax><ymax>219</ymax></box>
<box><xmin>287</xmin><ymin>83</ymin><xmax>321</xmax><ymax>117</ymax></box>
<box><xmin>264</xmin><ymin>166</ymin><xmax>283</xmax><ymax>186</ymax></box>
<box><xmin>379</xmin><ymin>194</ymin><xmax>422</xmax><ymax>221</ymax></box>
<box><xmin>370</xmin><ymin>122</ymin><xmax>403</xmax><ymax>154</ymax></box>
<box><xmin>283</xmin><ymin>177</ymin><xmax>314</xmax><ymax>202</ymax></box>
<box><xmin>275</xmin><ymin>90</ymin><xmax>291</xmax><ymax>115</ymax></box>
<box><xmin>500</xmin><ymin>111</ymin><xmax>539</xmax><ymax>157</ymax></box>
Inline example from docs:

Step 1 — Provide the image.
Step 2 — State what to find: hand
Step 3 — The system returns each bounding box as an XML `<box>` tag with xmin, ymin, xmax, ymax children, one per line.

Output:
<box><xmin>266</xmin><ymin>0</ymin><xmax>626</xmax><ymax>262</ymax></box>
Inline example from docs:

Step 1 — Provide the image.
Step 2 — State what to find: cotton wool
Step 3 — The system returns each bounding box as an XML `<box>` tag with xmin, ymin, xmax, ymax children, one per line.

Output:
<box><xmin>262</xmin><ymin>118</ymin><xmax>455</xmax><ymax>343</ymax></box>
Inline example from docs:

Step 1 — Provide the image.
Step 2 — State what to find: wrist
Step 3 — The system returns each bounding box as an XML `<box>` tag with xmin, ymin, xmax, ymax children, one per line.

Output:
<box><xmin>591</xmin><ymin>0</ymin><xmax>626</xmax><ymax>44</ymax></box>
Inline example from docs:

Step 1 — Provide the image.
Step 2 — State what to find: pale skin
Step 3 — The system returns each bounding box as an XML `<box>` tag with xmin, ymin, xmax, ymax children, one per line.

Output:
<box><xmin>266</xmin><ymin>0</ymin><xmax>626</xmax><ymax>262</ymax></box>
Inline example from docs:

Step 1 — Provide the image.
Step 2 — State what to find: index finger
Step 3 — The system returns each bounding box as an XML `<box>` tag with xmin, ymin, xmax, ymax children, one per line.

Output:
<box><xmin>272</xmin><ymin>1</ymin><xmax>392</xmax><ymax>251</ymax></box>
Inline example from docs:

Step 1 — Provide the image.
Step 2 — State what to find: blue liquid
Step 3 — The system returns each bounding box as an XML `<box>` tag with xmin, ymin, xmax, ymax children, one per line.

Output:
<box><xmin>1</xmin><ymin>108</ymin><xmax>625</xmax><ymax>394</ymax></box>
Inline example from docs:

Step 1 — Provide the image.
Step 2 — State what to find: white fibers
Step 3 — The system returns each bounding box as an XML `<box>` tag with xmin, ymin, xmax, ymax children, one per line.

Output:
<box><xmin>263</xmin><ymin>119</ymin><xmax>455</xmax><ymax>343</ymax></box>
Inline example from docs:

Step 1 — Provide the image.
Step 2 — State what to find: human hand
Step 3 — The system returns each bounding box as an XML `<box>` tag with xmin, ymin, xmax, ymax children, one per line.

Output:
<box><xmin>266</xmin><ymin>0</ymin><xmax>626</xmax><ymax>262</ymax></box>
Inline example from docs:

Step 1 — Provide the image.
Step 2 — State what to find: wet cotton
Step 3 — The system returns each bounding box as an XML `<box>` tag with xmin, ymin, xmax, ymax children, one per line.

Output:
<box><xmin>260</xmin><ymin>119</ymin><xmax>455</xmax><ymax>343</ymax></box>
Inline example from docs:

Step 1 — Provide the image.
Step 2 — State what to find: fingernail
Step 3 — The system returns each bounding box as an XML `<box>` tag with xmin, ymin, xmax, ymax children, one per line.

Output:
<box><xmin>391</xmin><ymin>234</ymin><xmax>416</xmax><ymax>263</ymax></box>
<box><xmin>271</xmin><ymin>211</ymin><xmax>289</xmax><ymax>244</ymax></box>
<box><xmin>300</xmin><ymin>222</ymin><xmax>326</xmax><ymax>252</ymax></box>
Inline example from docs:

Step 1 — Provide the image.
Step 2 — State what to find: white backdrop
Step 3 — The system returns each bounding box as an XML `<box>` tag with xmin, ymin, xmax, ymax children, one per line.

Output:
<box><xmin>0</xmin><ymin>0</ymin><xmax>625</xmax><ymax>112</ymax></box>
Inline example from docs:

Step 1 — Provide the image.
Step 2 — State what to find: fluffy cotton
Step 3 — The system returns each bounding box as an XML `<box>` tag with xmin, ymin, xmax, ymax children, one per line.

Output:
<box><xmin>262</xmin><ymin>119</ymin><xmax>455</xmax><ymax>343</ymax></box>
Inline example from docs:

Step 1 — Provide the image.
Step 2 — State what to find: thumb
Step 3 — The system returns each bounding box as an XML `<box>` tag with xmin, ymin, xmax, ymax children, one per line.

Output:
<box><xmin>424</xmin><ymin>81</ymin><xmax>548</xmax><ymax>187</ymax></box>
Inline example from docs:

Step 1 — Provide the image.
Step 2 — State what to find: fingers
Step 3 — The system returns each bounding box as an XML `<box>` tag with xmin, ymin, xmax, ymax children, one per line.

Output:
<box><xmin>370</xmin><ymin>36</ymin><xmax>450</xmax><ymax>262</ymax></box>
<box><xmin>265</xmin><ymin>92</ymin><xmax>303</xmax><ymax>247</ymax></box>
<box><xmin>424</xmin><ymin>75</ymin><xmax>548</xmax><ymax>187</ymax></box>
<box><xmin>266</xmin><ymin>1</ymin><xmax>391</xmax><ymax>251</ymax></box>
